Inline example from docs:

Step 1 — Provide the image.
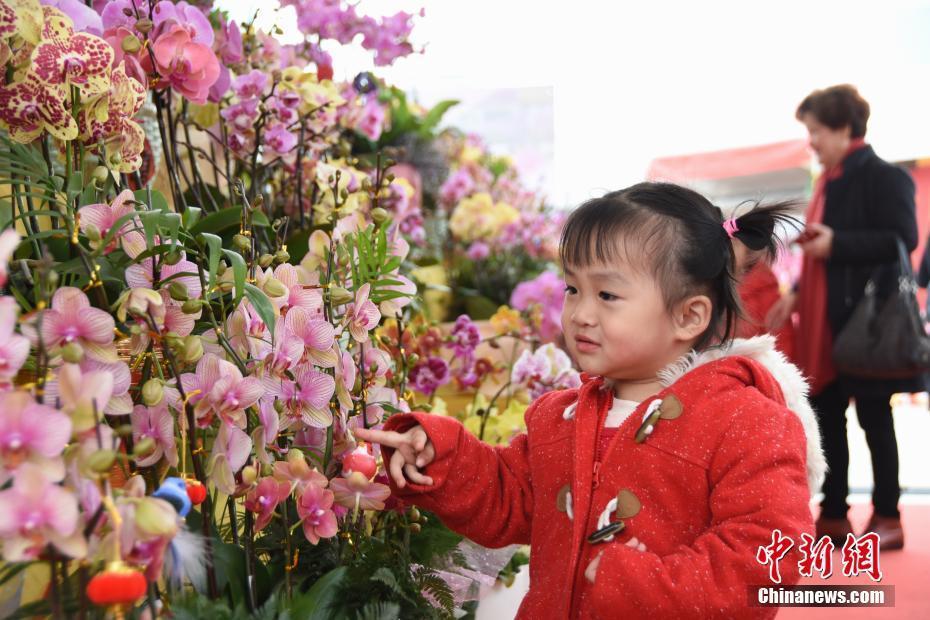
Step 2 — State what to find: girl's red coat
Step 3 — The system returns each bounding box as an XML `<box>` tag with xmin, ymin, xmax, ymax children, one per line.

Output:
<box><xmin>384</xmin><ymin>355</ymin><xmax>815</xmax><ymax>619</ymax></box>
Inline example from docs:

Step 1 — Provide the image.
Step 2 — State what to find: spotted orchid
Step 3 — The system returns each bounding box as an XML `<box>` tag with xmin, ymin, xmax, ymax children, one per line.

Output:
<box><xmin>31</xmin><ymin>6</ymin><xmax>113</xmax><ymax>96</ymax></box>
<box><xmin>0</xmin><ymin>72</ymin><xmax>75</xmax><ymax>143</ymax></box>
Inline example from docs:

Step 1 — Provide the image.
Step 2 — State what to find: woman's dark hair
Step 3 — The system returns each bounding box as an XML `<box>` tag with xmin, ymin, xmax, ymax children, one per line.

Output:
<box><xmin>796</xmin><ymin>84</ymin><xmax>871</xmax><ymax>138</ymax></box>
<box><xmin>559</xmin><ymin>182</ymin><xmax>800</xmax><ymax>350</ymax></box>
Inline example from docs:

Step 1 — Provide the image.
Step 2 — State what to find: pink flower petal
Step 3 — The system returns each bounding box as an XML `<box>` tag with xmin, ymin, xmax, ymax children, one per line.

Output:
<box><xmin>51</xmin><ymin>287</ymin><xmax>90</xmax><ymax>315</ymax></box>
<box><xmin>79</xmin><ymin>308</ymin><xmax>115</xmax><ymax>344</ymax></box>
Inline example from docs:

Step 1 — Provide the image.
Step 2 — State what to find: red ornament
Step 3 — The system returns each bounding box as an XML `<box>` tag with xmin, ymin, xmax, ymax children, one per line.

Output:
<box><xmin>186</xmin><ymin>481</ymin><xmax>207</xmax><ymax>505</ymax></box>
<box><xmin>317</xmin><ymin>63</ymin><xmax>334</xmax><ymax>81</ymax></box>
<box><xmin>342</xmin><ymin>446</ymin><xmax>378</xmax><ymax>479</ymax></box>
<box><xmin>86</xmin><ymin>563</ymin><xmax>147</xmax><ymax>606</ymax></box>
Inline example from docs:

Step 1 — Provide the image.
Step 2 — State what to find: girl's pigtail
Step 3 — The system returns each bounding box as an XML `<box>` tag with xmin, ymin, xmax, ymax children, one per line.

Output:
<box><xmin>727</xmin><ymin>200</ymin><xmax>803</xmax><ymax>259</ymax></box>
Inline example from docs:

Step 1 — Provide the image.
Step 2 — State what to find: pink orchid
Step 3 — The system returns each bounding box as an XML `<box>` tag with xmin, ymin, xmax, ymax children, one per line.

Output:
<box><xmin>151</xmin><ymin>23</ymin><xmax>220</xmax><ymax>104</ymax></box>
<box><xmin>40</xmin><ymin>287</ymin><xmax>115</xmax><ymax>362</ymax></box>
<box><xmin>329</xmin><ymin>471</ymin><xmax>391</xmax><ymax>511</ymax></box>
<box><xmin>335</xmin><ymin>350</ymin><xmax>356</xmax><ymax>414</ymax></box>
<box><xmin>100</xmin><ymin>0</ymin><xmax>151</xmax><ymax>32</ymax></box>
<box><xmin>275</xmin><ymin>364</ymin><xmax>336</xmax><ymax>428</ymax></box>
<box><xmin>271</xmin><ymin>264</ymin><xmax>323</xmax><ymax>315</ymax></box>
<box><xmin>181</xmin><ymin>354</ymin><xmax>262</xmax><ymax>428</ymax></box>
<box><xmin>220</xmin><ymin>98</ymin><xmax>260</xmax><ymax>133</ymax></box>
<box><xmin>215</xmin><ymin>15</ymin><xmax>243</xmax><ymax>64</ymax></box>
<box><xmin>0</xmin><ymin>297</ymin><xmax>29</xmax><ymax>389</ymax></box>
<box><xmin>0</xmin><ymin>390</ymin><xmax>71</xmax><ymax>484</ymax></box>
<box><xmin>125</xmin><ymin>252</ymin><xmax>202</xmax><ymax>299</ymax></box>
<box><xmin>264</xmin><ymin>123</ymin><xmax>297</xmax><ymax>156</ymax></box>
<box><xmin>345</xmin><ymin>284</ymin><xmax>380</xmax><ymax>343</ymax></box>
<box><xmin>208</xmin><ymin>422</ymin><xmax>252</xmax><ymax>495</ymax></box>
<box><xmin>296</xmin><ymin>482</ymin><xmax>337</xmax><ymax>545</ymax></box>
<box><xmin>83</xmin><ymin>357</ymin><xmax>132</xmax><ymax>416</ymax></box>
<box><xmin>31</xmin><ymin>6</ymin><xmax>114</xmax><ymax>97</ymax></box>
<box><xmin>0</xmin><ymin>230</ymin><xmax>20</xmax><ymax>288</ymax></box>
<box><xmin>78</xmin><ymin>189</ymin><xmax>145</xmax><ymax>257</ymax></box>
<box><xmin>42</xmin><ymin>0</ymin><xmax>104</xmax><ymax>35</ymax></box>
<box><xmin>56</xmin><ymin>362</ymin><xmax>114</xmax><ymax>433</ymax></box>
<box><xmin>284</xmin><ymin>306</ymin><xmax>337</xmax><ymax>368</ymax></box>
<box><xmin>227</xmin><ymin>300</ymin><xmax>271</xmax><ymax>360</ymax></box>
<box><xmin>152</xmin><ymin>1</ymin><xmax>213</xmax><ymax>46</ymax></box>
<box><xmin>378</xmin><ymin>274</ymin><xmax>416</xmax><ymax>317</ymax></box>
<box><xmin>244</xmin><ymin>477</ymin><xmax>291</xmax><ymax>531</ymax></box>
<box><xmin>232</xmin><ymin>69</ymin><xmax>267</xmax><ymax>99</ymax></box>
<box><xmin>131</xmin><ymin>403</ymin><xmax>177</xmax><ymax>468</ymax></box>
<box><xmin>0</xmin><ymin>463</ymin><xmax>85</xmax><ymax>561</ymax></box>
<box><xmin>259</xmin><ymin>326</ymin><xmax>303</xmax><ymax>378</ymax></box>
<box><xmin>129</xmin><ymin>290</ymin><xmax>199</xmax><ymax>357</ymax></box>
<box><xmin>272</xmin><ymin>453</ymin><xmax>327</xmax><ymax>492</ymax></box>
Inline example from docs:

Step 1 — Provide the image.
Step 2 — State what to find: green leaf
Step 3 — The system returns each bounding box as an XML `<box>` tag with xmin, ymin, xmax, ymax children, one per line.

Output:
<box><xmin>419</xmin><ymin>99</ymin><xmax>459</xmax><ymax>135</ymax></box>
<box><xmin>138</xmin><ymin>209</ymin><xmax>161</xmax><ymax>249</ymax></box>
<box><xmin>135</xmin><ymin>188</ymin><xmax>169</xmax><ymax>212</ymax></box>
<box><xmin>200</xmin><ymin>232</ymin><xmax>222</xmax><ymax>290</ymax></box>
<box><xmin>183</xmin><ymin>206</ymin><xmax>203</xmax><ymax>229</ymax></box>
<box><xmin>190</xmin><ymin>205</ymin><xmax>269</xmax><ymax>235</ymax></box>
<box><xmin>244</xmin><ymin>283</ymin><xmax>276</xmax><ymax>338</ymax></box>
<box><xmin>65</xmin><ymin>172</ymin><xmax>83</xmax><ymax>202</ymax></box>
<box><xmin>79</xmin><ymin>181</ymin><xmax>97</xmax><ymax>207</ymax></box>
<box><xmin>289</xmin><ymin>566</ymin><xmax>347</xmax><ymax>619</ymax></box>
<box><xmin>222</xmin><ymin>249</ymin><xmax>247</xmax><ymax>304</ymax></box>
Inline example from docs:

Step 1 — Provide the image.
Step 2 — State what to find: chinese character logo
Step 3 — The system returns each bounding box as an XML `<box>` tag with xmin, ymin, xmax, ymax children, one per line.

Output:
<box><xmin>797</xmin><ymin>533</ymin><xmax>835</xmax><ymax>579</ymax></box>
<box><xmin>842</xmin><ymin>533</ymin><xmax>882</xmax><ymax>582</ymax></box>
<box><xmin>756</xmin><ymin>529</ymin><xmax>794</xmax><ymax>584</ymax></box>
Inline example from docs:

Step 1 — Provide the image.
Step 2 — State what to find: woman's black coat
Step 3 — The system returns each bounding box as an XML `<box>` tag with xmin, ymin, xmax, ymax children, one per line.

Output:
<box><xmin>822</xmin><ymin>145</ymin><xmax>925</xmax><ymax>394</ymax></box>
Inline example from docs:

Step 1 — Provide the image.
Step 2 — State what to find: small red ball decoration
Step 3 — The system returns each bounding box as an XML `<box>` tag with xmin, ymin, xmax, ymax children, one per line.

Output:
<box><xmin>186</xmin><ymin>480</ymin><xmax>207</xmax><ymax>505</ymax></box>
<box><xmin>86</xmin><ymin>562</ymin><xmax>147</xmax><ymax>606</ymax></box>
<box><xmin>342</xmin><ymin>446</ymin><xmax>378</xmax><ymax>479</ymax></box>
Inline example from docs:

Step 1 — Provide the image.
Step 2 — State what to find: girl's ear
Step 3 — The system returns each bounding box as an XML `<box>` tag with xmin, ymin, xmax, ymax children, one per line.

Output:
<box><xmin>673</xmin><ymin>294</ymin><xmax>712</xmax><ymax>342</ymax></box>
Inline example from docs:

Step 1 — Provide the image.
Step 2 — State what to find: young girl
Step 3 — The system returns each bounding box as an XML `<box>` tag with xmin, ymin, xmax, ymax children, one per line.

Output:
<box><xmin>355</xmin><ymin>183</ymin><xmax>825</xmax><ymax>619</ymax></box>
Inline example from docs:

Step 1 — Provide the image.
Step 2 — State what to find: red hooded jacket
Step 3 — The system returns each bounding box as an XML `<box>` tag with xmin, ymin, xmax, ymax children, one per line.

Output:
<box><xmin>384</xmin><ymin>337</ymin><xmax>824</xmax><ymax>619</ymax></box>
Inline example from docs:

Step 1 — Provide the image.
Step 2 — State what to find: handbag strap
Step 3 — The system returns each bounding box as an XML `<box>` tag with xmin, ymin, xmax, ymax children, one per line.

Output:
<box><xmin>894</xmin><ymin>237</ymin><xmax>918</xmax><ymax>295</ymax></box>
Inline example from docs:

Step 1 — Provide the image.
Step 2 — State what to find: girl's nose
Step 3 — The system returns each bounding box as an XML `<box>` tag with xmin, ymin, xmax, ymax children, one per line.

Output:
<box><xmin>571</xmin><ymin>301</ymin><xmax>596</xmax><ymax>326</ymax></box>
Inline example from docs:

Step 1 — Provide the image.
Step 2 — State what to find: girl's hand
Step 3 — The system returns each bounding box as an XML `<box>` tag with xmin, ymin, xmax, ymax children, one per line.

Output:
<box><xmin>352</xmin><ymin>425</ymin><xmax>435</xmax><ymax>489</ymax></box>
<box><xmin>765</xmin><ymin>291</ymin><xmax>797</xmax><ymax>331</ymax></box>
<box><xmin>584</xmin><ymin>537</ymin><xmax>648</xmax><ymax>583</ymax></box>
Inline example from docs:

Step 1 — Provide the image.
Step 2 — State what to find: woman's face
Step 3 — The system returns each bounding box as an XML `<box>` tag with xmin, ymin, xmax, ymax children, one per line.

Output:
<box><xmin>800</xmin><ymin>112</ymin><xmax>852</xmax><ymax>169</ymax></box>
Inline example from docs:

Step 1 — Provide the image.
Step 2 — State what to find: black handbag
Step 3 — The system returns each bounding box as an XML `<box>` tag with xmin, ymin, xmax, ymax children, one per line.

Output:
<box><xmin>832</xmin><ymin>237</ymin><xmax>930</xmax><ymax>378</ymax></box>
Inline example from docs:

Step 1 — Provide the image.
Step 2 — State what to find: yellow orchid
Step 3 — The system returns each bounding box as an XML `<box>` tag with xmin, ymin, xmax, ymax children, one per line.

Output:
<box><xmin>490</xmin><ymin>305</ymin><xmax>525</xmax><ymax>336</ymax></box>
<box><xmin>449</xmin><ymin>192</ymin><xmax>521</xmax><ymax>243</ymax></box>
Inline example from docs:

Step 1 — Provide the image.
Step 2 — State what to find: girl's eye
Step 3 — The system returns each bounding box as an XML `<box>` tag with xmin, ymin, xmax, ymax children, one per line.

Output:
<box><xmin>564</xmin><ymin>285</ymin><xmax>578</xmax><ymax>295</ymax></box>
<box><xmin>599</xmin><ymin>291</ymin><xmax>618</xmax><ymax>301</ymax></box>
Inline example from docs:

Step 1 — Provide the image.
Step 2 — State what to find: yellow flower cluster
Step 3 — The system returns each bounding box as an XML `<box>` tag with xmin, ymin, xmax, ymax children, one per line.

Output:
<box><xmin>448</xmin><ymin>192</ymin><xmax>520</xmax><ymax>243</ymax></box>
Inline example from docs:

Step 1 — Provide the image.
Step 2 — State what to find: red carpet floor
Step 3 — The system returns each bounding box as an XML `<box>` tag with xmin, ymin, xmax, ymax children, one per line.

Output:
<box><xmin>778</xmin><ymin>502</ymin><xmax>930</xmax><ymax>618</ymax></box>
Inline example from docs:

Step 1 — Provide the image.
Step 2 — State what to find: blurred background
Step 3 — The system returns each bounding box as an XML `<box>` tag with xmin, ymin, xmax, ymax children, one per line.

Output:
<box><xmin>219</xmin><ymin>0</ymin><xmax>930</xmax><ymax>207</ymax></box>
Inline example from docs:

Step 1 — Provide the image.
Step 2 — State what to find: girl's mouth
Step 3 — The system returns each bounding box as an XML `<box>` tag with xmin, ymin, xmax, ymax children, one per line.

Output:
<box><xmin>575</xmin><ymin>336</ymin><xmax>600</xmax><ymax>353</ymax></box>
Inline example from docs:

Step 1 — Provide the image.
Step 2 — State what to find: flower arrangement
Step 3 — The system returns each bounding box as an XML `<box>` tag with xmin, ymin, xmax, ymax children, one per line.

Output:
<box><xmin>0</xmin><ymin>1</ymin><xmax>568</xmax><ymax>617</ymax></box>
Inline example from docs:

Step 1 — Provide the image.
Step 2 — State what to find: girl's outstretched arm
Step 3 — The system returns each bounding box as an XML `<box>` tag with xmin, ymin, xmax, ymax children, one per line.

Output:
<box><xmin>363</xmin><ymin>394</ymin><xmax>554</xmax><ymax>548</ymax></box>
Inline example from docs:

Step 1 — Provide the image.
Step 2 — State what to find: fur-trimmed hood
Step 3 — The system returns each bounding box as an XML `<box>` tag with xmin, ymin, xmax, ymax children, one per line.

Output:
<box><xmin>657</xmin><ymin>335</ymin><xmax>826</xmax><ymax>495</ymax></box>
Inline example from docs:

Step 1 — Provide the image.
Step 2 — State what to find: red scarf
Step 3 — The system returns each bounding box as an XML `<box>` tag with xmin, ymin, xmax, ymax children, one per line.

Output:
<box><xmin>793</xmin><ymin>139</ymin><xmax>866</xmax><ymax>395</ymax></box>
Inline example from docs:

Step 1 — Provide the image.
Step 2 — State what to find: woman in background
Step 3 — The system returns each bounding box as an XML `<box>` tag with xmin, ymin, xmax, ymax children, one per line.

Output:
<box><xmin>767</xmin><ymin>84</ymin><xmax>920</xmax><ymax>550</ymax></box>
